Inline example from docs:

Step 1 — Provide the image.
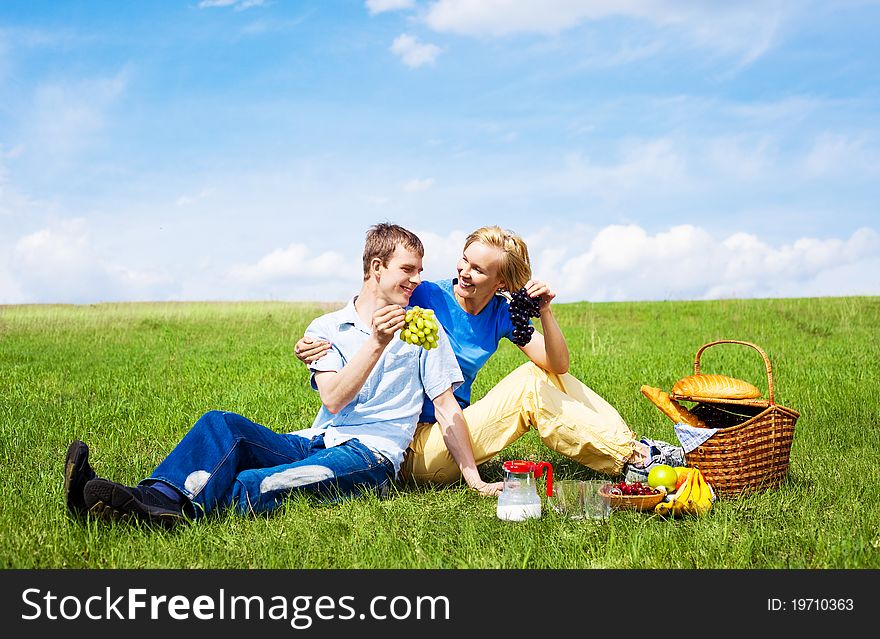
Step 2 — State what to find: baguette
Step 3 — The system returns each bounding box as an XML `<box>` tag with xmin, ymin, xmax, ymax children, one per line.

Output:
<box><xmin>672</xmin><ymin>374</ymin><xmax>760</xmax><ymax>399</ymax></box>
<box><xmin>640</xmin><ymin>385</ymin><xmax>707</xmax><ymax>429</ymax></box>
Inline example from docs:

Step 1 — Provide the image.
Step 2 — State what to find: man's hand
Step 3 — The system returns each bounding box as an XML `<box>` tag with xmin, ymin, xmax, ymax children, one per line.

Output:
<box><xmin>371</xmin><ymin>305</ymin><xmax>406</xmax><ymax>345</ymax></box>
<box><xmin>311</xmin><ymin>305</ymin><xmax>406</xmax><ymax>415</ymax></box>
<box><xmin>294</xmin><ymin>336</ymin><xmax>332</xmax><ymax>364</ymax></box>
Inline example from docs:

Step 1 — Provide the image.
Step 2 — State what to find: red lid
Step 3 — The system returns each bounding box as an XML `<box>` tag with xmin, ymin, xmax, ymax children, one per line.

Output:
<box><xmin>502</xmin><ymin>460</ymin><xmax>554</xmax><ymax>496</ymax></box>
<box><xmin>502</xmin><ymin>460</ymin><xmax>536</xmax><ymax>473</ymax></box>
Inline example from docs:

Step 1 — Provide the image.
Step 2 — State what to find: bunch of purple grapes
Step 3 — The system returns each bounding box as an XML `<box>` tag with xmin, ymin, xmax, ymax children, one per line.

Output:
<box><xmin>508</xmin><ymin>287</ymin><xmax>541</xmax><ymax>346</ymax></box>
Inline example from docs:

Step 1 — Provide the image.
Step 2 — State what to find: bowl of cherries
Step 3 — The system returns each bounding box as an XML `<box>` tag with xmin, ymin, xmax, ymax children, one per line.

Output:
<box><xmin>599</xmin><ymin>481</ymin><xmax>666</xmax><ymax>511</ymax></box>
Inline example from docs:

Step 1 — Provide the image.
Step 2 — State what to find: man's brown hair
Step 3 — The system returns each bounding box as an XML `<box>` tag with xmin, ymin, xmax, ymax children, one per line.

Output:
<box><xmin>362</xmin><ymin>223</ymin><xmax>424</xmax><ymax>279</ymax></box>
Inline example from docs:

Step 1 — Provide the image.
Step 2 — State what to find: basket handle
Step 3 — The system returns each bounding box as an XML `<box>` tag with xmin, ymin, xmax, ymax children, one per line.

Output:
<box><xmin>693</xmin><ymin>340</ymin><xmax>774</xmax><ymax>404</ymax></box>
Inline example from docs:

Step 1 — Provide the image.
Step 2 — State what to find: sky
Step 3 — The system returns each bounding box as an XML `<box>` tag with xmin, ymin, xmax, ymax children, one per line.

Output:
<box><xmin>1</xmin><ymin>0</ymin><xmax>878</xmax><ymax>305</ymax></box>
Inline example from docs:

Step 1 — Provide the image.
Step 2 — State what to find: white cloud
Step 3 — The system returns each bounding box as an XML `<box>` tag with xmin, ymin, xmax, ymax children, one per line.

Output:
<box><xmin>361</xmin><ymin>194</ymin><xmax>391</xmax><ymax>206</ymax></box>
<box><xmin>23</xmin><ymin>69</ymin><xmax>130</xmax><ymax>162</ymax></box>
<box><xmin>425</xmin><ymin>0</ymin><xmax>605</xmax><ymax>36</ymax></box>
<box><xmin>424</xmin><ymin>0</ymin><xmax>790</xmax><ymax>65</ymax></box>
<box><xmin>397</xmin><ymin>224</ymin><xmax>880</xmax><ymax>303</ymax></box>
<box><xmin>6</xmin><ymin>219</ymin><xmax>170</xmax><ymax>304</ymax></box>
<box><xmin>175</xmin><ymin>188</ymin><xmax>215</xmax><ymax>207</ymax></box>
<box><xmin>366</xmin><ymin>0</ymin><xmax>415</xmax><ymax>15</ymax></box>
<box><xmin>2</xmin><ymin>144</ymin><xmax>25</xmax><ymax>160</ymax></box>
<box><xmin>542</xmin><ymin>139</ymin><xmax>690</xmax><ymax>203</ymax></box>
<box><xmin>228</xmin><ymin>243</ymin><xmax>354</xmax><ymax>284</ymax></box>
<box><xmin>0</xmin><ymin>247</ymin><xmax>24</xmax><ymax>303</ymax></box>
<box><xmin>527</xmin><ymin>224</ymin><xmax>880</xmax><ymax>302</ymax></box>
<box><xmin>705</xmin><ymin>135</ymin><xmax>777</xmax><ymax>182</ymax></box>
<box><xmin>198</xmin><ymin>0</ymin><xmax>265</xmax><ymax>9</ymax></box>
<box><xmin>390</xmin><ymin>33</ymin><xmax>442</xmax><ymax>68</ymax></box>
<box><xmin>0</xmin><ymin>150</ymin><xmax>49</xmax><ymax>239</ymax></box>
<box><xmin>402</xmin><ymin>177</ymin><xmax>435</xmax><ymax>192</ymax></box>
<box><xmin>220</xmin><ymin>243</ymin><xmax>360</xmax><ymax>302</ymax></box>
<box><xmin>416</xmin><ymin>228</ymin><xmax>469</xmax><ymax>280</ymax></box>
<box><xmin>802</xmin><ymin>133</ymin><xmax>880</xmax><ymax>177</ymax></box>
<box><xmin>2</xmin><ymin>220</ymin><xmax>877</xmax><ymax>304</ymax></box>
<box><xmin>532</xmin><ymin>128</ymin><xmax>880</xmax><ymax>208</ymax></box>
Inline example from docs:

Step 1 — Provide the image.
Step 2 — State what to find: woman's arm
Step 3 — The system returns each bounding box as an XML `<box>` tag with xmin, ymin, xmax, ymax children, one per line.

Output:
<box><xmin>294</xmin><ymin>336</ymin><xmax>333</xmax><ymax>364</ymax></box>
<box><xmin>431</xmin><ymin>388</ymin><xmax>503</xmax><ymax>496</ymax></box>
<box><xmin>517</xmin><ymin>280</ymin><xmax>570</xmax><ymax>374</ymax></box>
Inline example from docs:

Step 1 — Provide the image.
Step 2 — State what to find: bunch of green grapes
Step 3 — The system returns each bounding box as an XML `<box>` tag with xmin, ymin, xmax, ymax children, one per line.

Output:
<box><xmin>400</xmin><ymin>306</ymin><xmax>439</xmax><ymax>349</ymax></box>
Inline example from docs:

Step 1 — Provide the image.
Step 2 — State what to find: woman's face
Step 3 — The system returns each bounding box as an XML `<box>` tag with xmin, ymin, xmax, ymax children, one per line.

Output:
<box><xmin>455</xmin><ymin>241</ymin><xmax>505</xmax><ymax>300</ymax></box>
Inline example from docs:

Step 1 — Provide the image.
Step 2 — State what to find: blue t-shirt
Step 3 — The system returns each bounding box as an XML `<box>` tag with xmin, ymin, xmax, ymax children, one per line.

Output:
<box><xmin>409</xmin><ymin>279</ymin><xmax>518</xmax><ymax>423</ymax></box>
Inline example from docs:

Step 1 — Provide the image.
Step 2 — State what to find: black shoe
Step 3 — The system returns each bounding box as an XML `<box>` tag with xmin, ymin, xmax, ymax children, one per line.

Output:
<box><xmin>83</xmin><ymin>478</ymin><xmax>186</xmax><ymax>526</ymax></box>
<box><xmin>64</xmin><ymin>440</ymin><xmax>97</xmax><ymax>515</ymax></box>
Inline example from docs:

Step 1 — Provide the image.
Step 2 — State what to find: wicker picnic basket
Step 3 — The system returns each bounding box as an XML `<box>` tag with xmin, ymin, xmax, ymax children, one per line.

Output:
<box><xmin>671</xmin><ymin>340</ymin><xmax>800</xmax><ymax>498</ymax></box>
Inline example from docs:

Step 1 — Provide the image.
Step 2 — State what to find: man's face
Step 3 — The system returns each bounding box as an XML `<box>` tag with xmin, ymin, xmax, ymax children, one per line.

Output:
<box><xmin>377</xmin><ymin>244</ymin><xmax>423</xmax><ymax>306</ymax></box>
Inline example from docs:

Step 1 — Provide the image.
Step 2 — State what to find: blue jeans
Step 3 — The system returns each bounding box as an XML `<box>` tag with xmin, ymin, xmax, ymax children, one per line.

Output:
<box><xmin>142</xmin><ymin>410</ymin><xmax>395</xmax><ymax>517</ymax></box>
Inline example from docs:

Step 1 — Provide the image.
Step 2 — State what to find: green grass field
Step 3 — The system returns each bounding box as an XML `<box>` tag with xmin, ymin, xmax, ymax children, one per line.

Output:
<box><xmin>1</xmin><ymin>297</ymin><xmax>878</xmax><ymax>569</ymax></box>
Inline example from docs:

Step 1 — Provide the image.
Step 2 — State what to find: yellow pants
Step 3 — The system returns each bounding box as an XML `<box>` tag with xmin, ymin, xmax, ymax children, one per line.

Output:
<box><xmin>400</xmin><ymin>362</ymin><xmax>637</xmax><ymax>483</ymax></box>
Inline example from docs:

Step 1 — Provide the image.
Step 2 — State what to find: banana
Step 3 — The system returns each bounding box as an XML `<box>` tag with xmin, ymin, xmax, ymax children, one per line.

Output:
<box><xmin>698</xmin><ymin>472</ymin><xmax>712</xmax><ymax>513</ymax></box>
<box><xmin>655</xmin><ymin>485</ymin><xmax>674</xmax><ymax>515</ymax></box>
<box><xmin>656</xmin><ymin>491</ymin><xmax>680</xmax><ymax>515</ymax></box>
<box><xmin>688</xmin><ymin>468</ymin><xmax>702</xmax><ymax>513</ymax></box>
<box><xmin>656</xmin><ymin>469</ymin><xmax>695</xmax><ymax>516</ymax></box>
<box><xmin>700</xmin><ymin>471</ymin><xmax>715</xmax><ymax>512</ymax></box>
<box><xmin>678</xmin><ymin>471</ymin><xmax>695</xmax><ymax>502</ymax></box>
<box><xmin>689</xmin><ymin>469</ymin><xmax>712</xmax><ymax>515</ymax></box>
<box><xmin>654</xmin><ymin>468</ymin><xmax>717</xmax><ymax>517</ymax></box>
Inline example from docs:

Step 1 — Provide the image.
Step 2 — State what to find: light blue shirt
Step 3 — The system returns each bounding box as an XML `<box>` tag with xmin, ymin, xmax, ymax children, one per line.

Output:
<box><xmin>294</xmin><ymin>296</ymin><xmax>463</xmax><ymax>476</ymax></box>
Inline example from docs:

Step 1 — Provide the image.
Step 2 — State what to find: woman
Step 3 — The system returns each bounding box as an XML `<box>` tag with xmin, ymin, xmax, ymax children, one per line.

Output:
<box><xmin>295</xmin><ymin>225</ymin><xmax>682</xmax><ymax>484</ymax></box>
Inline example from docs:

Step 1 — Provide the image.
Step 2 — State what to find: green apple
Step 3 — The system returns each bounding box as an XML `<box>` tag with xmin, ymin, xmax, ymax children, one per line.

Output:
<box><xmin>647</xmin><ymin>464</ymin><xmax>678</xmax><ymax>492</ymax></box>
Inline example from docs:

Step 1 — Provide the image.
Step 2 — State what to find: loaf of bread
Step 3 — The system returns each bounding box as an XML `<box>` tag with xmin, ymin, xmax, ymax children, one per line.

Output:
<box><xmin>640</xmin><ymin>385</ymin><xmax>707</xmax><ymax>429</ymax></box>
<box><xmin>672</xmin><ymin>374</ymin><xmax>761</xmax><ymax>399</ymax></box>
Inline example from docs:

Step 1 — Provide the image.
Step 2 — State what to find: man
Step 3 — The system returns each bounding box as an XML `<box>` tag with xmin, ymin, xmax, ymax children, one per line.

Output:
<box><xmin>63</xmin><ymin>223</ymin><xmax>502</xmax><ymax>525</ymax></box>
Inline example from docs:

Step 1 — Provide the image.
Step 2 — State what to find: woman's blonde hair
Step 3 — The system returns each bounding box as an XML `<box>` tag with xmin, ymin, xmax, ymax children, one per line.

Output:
<box><xmin>463</xmin><ymin>225</ymin><xmax>531</xmax><ymax>292</ymax></box>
